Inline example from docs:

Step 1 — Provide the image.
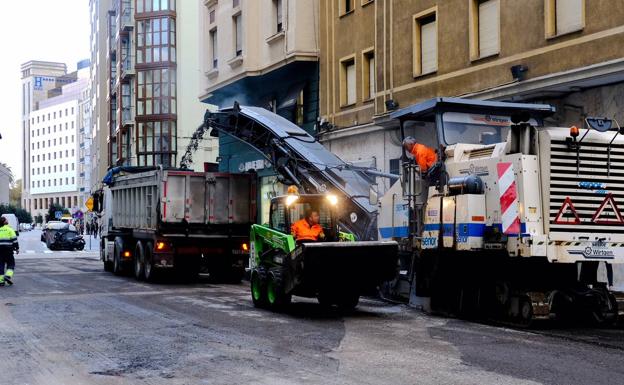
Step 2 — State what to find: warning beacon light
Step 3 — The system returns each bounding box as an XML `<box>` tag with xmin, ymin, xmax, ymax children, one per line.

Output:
<box><xmin>570</xmin><ymin>125</ymin><xmax>580</xmax><ymax>138</ymax></box>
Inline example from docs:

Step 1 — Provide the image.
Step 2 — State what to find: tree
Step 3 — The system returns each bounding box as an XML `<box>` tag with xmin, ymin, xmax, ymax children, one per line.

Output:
<box><xmin>0</xmin><ymin>204</ymin><xmax>32</xmax><ymax>224</ymax></box>
<box><xmin>45</xmin><ymin>203</ymin><xmax>69</xmax><ymax>222</ymax></box>
<box><xmin>9</xmin><ymin>179</ymin><xmax>22</xmax><ymax>208</ymax></box>
<box><xmin>0</xmin><ymin>163</ymin><xmax>14</xmax><ymax>186</ymax></box>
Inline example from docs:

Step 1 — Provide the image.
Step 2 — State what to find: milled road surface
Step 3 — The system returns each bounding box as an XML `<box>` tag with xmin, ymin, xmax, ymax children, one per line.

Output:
<box><xmin>2</xmin><ymin>248</ymin><xmax>624</xmax><ymax>383</ymax></box>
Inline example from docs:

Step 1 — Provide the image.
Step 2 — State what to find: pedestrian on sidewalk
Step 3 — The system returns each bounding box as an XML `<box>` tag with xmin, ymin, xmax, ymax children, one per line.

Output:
<box><xmin>0</xmin><ymin>216</ymin><xmax>19</xmax><ymax>286</ymax></box>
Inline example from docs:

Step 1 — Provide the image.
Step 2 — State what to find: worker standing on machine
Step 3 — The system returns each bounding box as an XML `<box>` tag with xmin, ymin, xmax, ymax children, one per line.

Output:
<box><xmin>291</xmin><ymin>209</ymin><xmax>326</xmax><ymax>242</ymax></box>
<box><xmin>0</xmin><ymin>216</ymin><xmax>19</xmax><ymax>286</ymax></box>
<box><xmin>402</xmin><ymin>137</ymin><xmax>437</xmax><ymax>173</ymax></box>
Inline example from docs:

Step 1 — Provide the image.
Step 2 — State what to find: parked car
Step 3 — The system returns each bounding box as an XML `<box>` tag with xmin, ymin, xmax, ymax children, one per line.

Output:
<box><xmin>20</xmin><ymin>223</ymin><xmax>32</xmax><ymax>232</ymax></box>
<box><xmin>1</xmin><ymin>214</ymin><xmax>19</xmax><ymax>236</ymax></box>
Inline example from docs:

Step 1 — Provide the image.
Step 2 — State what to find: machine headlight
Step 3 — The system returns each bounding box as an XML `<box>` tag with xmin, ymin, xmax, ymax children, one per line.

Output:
<box><xmin>326</xmin><ymin>194</ymin><xmax>338</xmax><ymax>206</ymax></box>
<box><xmin>285</xmin><ymin>195</ymin><xmax>299</xmax><ymax>206</ymax></box>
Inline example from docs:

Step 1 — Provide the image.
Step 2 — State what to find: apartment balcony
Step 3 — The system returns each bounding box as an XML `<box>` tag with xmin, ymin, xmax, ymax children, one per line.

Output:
<box><xmin>121</xmin><ymin>106</ymin><xmax>134</xmax><ymax>128</ymax></box>
<box><xmin>120</xmin><ymin>0</ymin><xmax>134</xmax><ymax>32</ymax></box>
<box><xmin>120</xmin><ymin>55</ymin><xmax>135</xmax><ymax>80</ymax></box>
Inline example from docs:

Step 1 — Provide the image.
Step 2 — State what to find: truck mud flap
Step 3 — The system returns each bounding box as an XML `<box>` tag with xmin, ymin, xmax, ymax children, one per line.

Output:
<box><xmin>300</xmin><ymin>241</ymin><xmax>398</xmax><ymax>290</ymax></box>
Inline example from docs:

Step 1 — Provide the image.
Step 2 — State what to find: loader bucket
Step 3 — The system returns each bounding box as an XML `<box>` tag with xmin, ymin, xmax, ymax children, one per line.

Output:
<box><xmin>299</xmin><ymin>241</ymin><xmax>399</xmax><ymax>291</ymax></box>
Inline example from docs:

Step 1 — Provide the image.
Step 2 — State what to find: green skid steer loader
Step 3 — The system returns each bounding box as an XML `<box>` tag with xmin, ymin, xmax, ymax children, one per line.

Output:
<box><xmin>249</xmin><ymin>193</ymin><xmax>399</xmax><ymax>311</ymax></box>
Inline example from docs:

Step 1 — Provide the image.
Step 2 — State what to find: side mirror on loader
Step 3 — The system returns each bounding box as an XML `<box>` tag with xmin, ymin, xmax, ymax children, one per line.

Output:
<box><xmin>369</xmin><ymin>187</ymin><xmax>379</xmax><ymax>206</ymax></box>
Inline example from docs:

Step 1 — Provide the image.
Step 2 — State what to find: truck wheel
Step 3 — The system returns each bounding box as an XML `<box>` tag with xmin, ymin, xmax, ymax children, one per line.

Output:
<box><xmin>134</xmin><ymin>241</ymin><xmax>145</xmax><ymax>281</ymax></box>
<box><xmin>267</xmin><ymin>272</ymin><xmax>291</xmax><ymax>310</ymax></box>
<box><xmin>102</xmin><ymin>241</ymin><xmax>113</xmax><ymax>272</ymax></box>
<box><xmin>113</xmin><ymin>242</ymin><xmax>124</xmax><ymax>276</ymax></box>
<box><xmin>250</xmin><ymin>270</ymin><xmax>267</xmax><ymax>308</ymax></box>
<box><xmin>144</xmin><ymin>242</ymin><xmax>157</xmax><ymax>282</ymax></box>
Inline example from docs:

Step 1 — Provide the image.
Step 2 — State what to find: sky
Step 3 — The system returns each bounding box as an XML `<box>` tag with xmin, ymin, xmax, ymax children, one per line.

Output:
<box><xmin>0</xmin><ymin>0</ymin><xmax>90</xmax><ymax>181</ymax></box>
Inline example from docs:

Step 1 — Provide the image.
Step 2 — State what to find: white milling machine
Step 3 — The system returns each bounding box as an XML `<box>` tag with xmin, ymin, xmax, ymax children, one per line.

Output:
<box><xmin>379</xmin><ymin>98</ymin><xmax>623</xmax><ymax>325</ymax></box>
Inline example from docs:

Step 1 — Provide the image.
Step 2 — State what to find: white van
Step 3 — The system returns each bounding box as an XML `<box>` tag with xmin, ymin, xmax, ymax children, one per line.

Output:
<box><xmin>1</xmin><ymin>214</ymin><xmax>19</xmax><ymax>235</ymax></box>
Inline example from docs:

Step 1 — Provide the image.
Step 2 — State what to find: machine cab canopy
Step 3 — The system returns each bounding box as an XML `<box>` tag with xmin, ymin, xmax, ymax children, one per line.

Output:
<box><xmin>269</xmin><ymin>194</ymin><xmax>342</xmax><ymax>240</ymax></box>
<box><xmin>390</xmin><ymin>97</ymin><xmax>556</xmax><ymax>147</ymax></box>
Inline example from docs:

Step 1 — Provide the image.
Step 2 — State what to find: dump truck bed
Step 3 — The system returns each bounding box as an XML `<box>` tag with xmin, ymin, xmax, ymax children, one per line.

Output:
<box><xmin>108</xmin><ymin>169</ymin><xmax>255</xmax><ymax>233</ymax></box>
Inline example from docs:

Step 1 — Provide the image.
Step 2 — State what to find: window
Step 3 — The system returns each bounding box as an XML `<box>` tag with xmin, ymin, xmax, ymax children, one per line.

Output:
<box><xmin>137</xmin><ymin>68</ymin><xmax>177</xmax><ymax>117</ymax></box>
<box><xmin>362</xmin><ymin>49</ymin><xmax>375</xmax><ymax>101</ymax></box>
<box><xmin>136</xmin><ymin>121</ymin><xmax>177</xmax><ymax>167</ymax></box>
<box><xmin>210</xmin><ymin>29</ymin><xmax>218</xmax><ymax>68</ymax></box>
<box><xmin>137</xmin><ymin>17</ymin><xmax>176</xmax><ymax>64</ymax></box>
<box><xmin>546</xmin><ymin>0</ymin><xmax>584</xmax><ymax>37</ymax></box>
<box><xmin>65</xmin><ymin>108</ymin><xmax>68</xmax><ymax>116</ymax></box>
<box><xmin>136</xmin><ymin>0</ymin><xmax>175</xmax><ymax>12</ymax></box>
<box><xmin>413</xmin><ymin>8</ymin><xmax>437</xmax><ymax>76</ymax></box>
<box><xmin>234</xmin><ymin>14</ymin><xmax>243</xmax><ymax>56</ymax></box>
<box><xmin>470</xmin><ymin>0</ymin><xmax>500</xmax><ymax>59</ymax></box>
<box><xmin>233</xmin><ymin>0</ymin><xmax>240</xmax><ymax>8</ymax></box>
<box><xmin>209</xmin><ymin>9</ymin><xmax>216</xmax><ymax>24</ymax></box>
<box><xmin>342</xmin><ymin>0</ymin><xmax>354</xmax><ymax>14</ymax></box>
<box><xmin>339</xmin><ymin>56</ymin><xmax>356</xmax><ymax>106</ymax></box>
<box><xmin>274</xmin><ymin>0</ymin><xmax>283</xmax><ymax>33</ymax></box>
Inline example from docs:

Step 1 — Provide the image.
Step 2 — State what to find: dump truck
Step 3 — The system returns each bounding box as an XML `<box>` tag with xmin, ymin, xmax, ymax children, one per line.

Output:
<box><xmin>94</xmin><ymin>167</ymin><xmax>256</xmax><ymax>281</ymax></box>
<box><xmin>198</xmin><ymin>104</ymin><xmax>399</xmax><ymax>309</ymax></box>
<box><xmin>249</xmin><ymin>192</ymin><xmax>398</xmax><ymax>310</ymax></box>
<box><xmin>379</xmin><ymin>97</ymin><xmax>623</xmax><ymax>325</ymax></box>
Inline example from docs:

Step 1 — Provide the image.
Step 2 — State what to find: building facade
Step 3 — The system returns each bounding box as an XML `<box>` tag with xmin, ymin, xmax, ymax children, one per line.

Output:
<box><xmin>0</xmin><ymin>164</ymin><xmax>10</xmax><ymax>206</ymax></box>
<box><xmin>100</xmin><ymin>0</ymin><xmax>213</xmax><ymax>172</ymax></box>
<box><xmin>319</xmin><ymin>0</ymin><xmax>624</xmax><ymax>193</ymax></box>
<box><xmin>27</xmin><ymin>72</ymin><xmax>89</xmax><ymax>219</ymax></box>
<box><xmin>20</xmin><ymin>61</ymin><xmax>68</xmax><ymax>211</ymax></box>
<box><xmin>199</xmin><ymin>0</ymin><xmax>320</xmax><ymax>223</ymax></box>
<box><xmin>90</xmin><ymin>0</ymin><xmax>113</xmax><ymax>194</ymax></box>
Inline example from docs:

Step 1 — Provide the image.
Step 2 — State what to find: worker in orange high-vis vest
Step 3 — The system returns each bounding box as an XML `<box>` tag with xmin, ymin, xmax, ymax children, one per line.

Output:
<box><xmin>402</xmin><ymin>137</ymin><xmax>438</xmax><ymax>173</ymax></box>
<box><xmin>291</xmin><ymin>209</ymin><xmax>325</xmax><ymax>242</ymax></box>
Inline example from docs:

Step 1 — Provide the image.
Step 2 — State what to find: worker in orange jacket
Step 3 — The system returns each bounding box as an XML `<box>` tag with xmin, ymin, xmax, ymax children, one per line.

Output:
<box><xmin>291</xmin><ymin>209</ymin><xmax>325</xmax><ymax>242</ymax></box>
<box><xmin>402</xmin><ymin>137</ymin><xmax>438</xmax><ymax>173</ymax></box>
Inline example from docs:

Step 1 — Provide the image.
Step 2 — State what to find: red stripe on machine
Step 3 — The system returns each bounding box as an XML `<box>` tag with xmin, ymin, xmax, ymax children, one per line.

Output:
<box><xmin>497</xmin><ymin>162</ymin><xmax>521</xmax><ymax>235</ymax></box>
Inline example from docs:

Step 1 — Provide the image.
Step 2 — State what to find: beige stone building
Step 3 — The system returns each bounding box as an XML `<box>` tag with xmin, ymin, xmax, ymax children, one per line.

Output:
<box><xmin>319</xmin><ymin>0</ymin><xmax>624</xmax><ymax>192</ymax></box>
<box><xmin>198</xmin><ymin>0</ymin><xmax>320</xmax><ymax>223</ymax></box>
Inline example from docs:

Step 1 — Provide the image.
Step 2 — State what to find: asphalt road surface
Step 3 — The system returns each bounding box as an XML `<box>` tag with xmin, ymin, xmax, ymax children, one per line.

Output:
<box><xmin>1</xmin><ymin>233</ymin><xmax>624</xmax><ymax>384</ymax></box>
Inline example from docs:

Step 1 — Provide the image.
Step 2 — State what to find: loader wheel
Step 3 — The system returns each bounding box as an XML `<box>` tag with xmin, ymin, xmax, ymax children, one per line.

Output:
<box><xmin>266</xmin><ymin>273</ymin><xmax>291</xmax><ymax>310</ymax></box>
<box><xmin>103</xmin><ymin>261</ymin><xmax>113</xmax><ymax>272</ymax></box>
<box><xmin>250</xmin><ymin>271</ymin><xmax>267</xmax><ymax>308</ymax></box>
<box><xmin>336</xmin><ymin>292</ymin><xmax>360</xmax><ymax>311</ymax></box>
